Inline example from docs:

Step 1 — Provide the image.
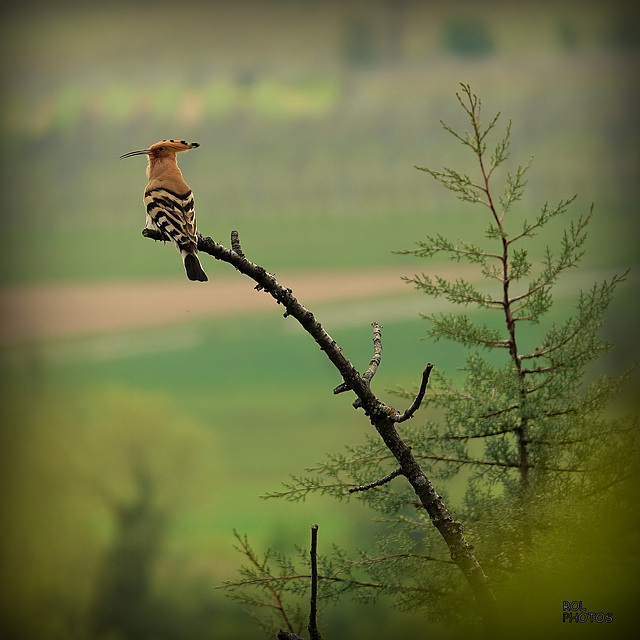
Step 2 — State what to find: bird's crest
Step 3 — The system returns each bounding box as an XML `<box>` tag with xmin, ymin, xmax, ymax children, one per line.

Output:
<box><xmin>120</xmin><ymin>140</ymin><xmax>200</xmax><ymax>159</ymax></box>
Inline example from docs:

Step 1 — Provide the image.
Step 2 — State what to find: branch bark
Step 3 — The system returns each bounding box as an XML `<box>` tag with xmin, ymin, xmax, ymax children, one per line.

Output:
<box><xmin>308</xmin><ymin>524</ymin><xmax>322</xmax><ymax>640</ymax></box>
<box><xmin>277</xmin><ymin>631</ymin><xmax>303</xmax><ymax>640</ymax></box>
<box><xmin>143</xmin><ymin>228</ymin><xmax>497</xmax><ymax>620</ymax></box>
<box><xmin>349</xmin><ymin>467</ymin><xmax>404</xmax><ymax>493</ymax></box>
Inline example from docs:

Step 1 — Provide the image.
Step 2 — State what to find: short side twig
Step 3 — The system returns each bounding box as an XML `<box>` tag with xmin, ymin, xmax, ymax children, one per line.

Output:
<box><xmin>349</xmin><ymin>467</ymin><xmax>404</xmax><ymax>493</ymax></box>
<box><xmin>392</xmin><ymin>363</ymin><xmax>434</xmax><ymax>423</ymax></box>
<box><xmin>363</xmin><ymin>321</ymin><xmax>383</xmax><ymax>383</ymax></box>
<box><xmin>334</xmin><ymin>322</ymin><xmax>382</xmax><ymax>395</ymax></box>
<box><xmin>230</xmin><ymin>229</ymin><xmax>245</xmax><ymax>258</ymax></box>
<box><xmin>276</xmin><ymin>631</ymin><xmax>303</xmax><ymax>640</ymax></box>
<box><xmin>142</xmin><ymin>228</ymin><xmax>166</xmax><ymax>241</ymax></box>
<box><xmin>332</xmin><ymin>380</ymin><xmax>352</xmax><ymax>395</ymax></box>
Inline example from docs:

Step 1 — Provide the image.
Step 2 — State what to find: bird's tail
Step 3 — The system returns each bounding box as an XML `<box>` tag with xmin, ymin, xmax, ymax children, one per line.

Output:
<box><xmin>183</xmin><ymin>252</ymin><xmax>208</xmax><ymax>282</ymax></box>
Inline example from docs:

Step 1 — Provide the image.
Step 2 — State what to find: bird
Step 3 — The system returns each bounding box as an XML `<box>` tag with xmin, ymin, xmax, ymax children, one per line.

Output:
<box><xmin>120</xmin><ymin>139</ymin><xmax>208</xmax><ymax>282</ymax></box>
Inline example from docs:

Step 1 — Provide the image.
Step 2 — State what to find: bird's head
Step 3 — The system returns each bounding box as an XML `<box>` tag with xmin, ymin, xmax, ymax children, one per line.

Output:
<box><xmin>120</xmin><ymin>139</ymin><xmax>200</xmax><ymax>160</ymax></box>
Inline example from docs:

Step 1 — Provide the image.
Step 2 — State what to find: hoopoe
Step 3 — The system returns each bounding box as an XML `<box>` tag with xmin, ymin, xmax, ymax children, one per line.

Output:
<box><xmin>120</xmin><ymin>139</ymin><xmax>208</xmax><ymax>282</ymax></box>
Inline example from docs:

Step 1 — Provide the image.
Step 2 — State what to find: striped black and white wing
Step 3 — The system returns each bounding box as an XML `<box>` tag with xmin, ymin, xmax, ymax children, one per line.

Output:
<box><xmin>143</xmin><ymin>186</ymin><xmax>207</xmax><ymax>281</ymax></box>
<box><xmin>144</xmin><ymin>187</ymin><xmax>198</xmax><ymax>254</ymax></box>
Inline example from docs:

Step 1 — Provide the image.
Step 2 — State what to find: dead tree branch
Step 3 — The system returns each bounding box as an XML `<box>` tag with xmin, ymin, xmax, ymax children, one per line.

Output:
<box><xmin>334</xmin><ymin>322</ymin><xmax>382</xmax><ymax>395</ymax></box>
<box><xmin>349</xmin><ymin>468</ymin><xmax>404</xmax><ymax>493</ymax></box>
<box><xmin>143</xmin><ymin>228</ymin><xmax>497</xmax><ymax>619</ymax></box>
<box><xmin>392</xmin><ymin>363</ymin><xmax>434</xmax><ymax>423</ymax></box>
<box><xmin>277</xmin><ymin>631</ymin><xmax>303</xmax><ymax>640</ymax></box>
<box><xmin>308</xmin><ymin>524</ymin><xmax>322</xmax><ymax>640</ymax></box>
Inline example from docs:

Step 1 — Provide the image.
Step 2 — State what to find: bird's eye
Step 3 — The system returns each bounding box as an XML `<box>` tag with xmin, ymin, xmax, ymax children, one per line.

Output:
<box><xmin>157</xmin><ymin>146</ymin><xmax>164</xmax><ymax>151</ymax></box>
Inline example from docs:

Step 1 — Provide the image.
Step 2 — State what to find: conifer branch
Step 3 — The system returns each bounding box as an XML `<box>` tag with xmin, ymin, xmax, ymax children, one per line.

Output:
<box><xmin>224</xmin><ymin>571</ymin><xmax>386</xmax><ymax>592</ymax></box>
<box><xmin>406</xmin><ymin>273</ymin><xmax>503</xmax><ymax>308</ymax></box>
<box><xmin>398</xmin><ymin>235</ymin><xmax>503</xmax><ymax>263</ymax></box>
<box><xmin>478</xmin><ymin>406</ymin><xmax>520</xmax><ymax>420</ymax></box>
<box><xmin>415</xmin><ymin>454</ymin><xmax>530</xmax><ymax>469</ymax></box>
<box><xmin>224</xmin><ymin>530</ymin><xmax>299</xmax><ymax>634</ymax></box>
<box><xmin>507</xmin><ymin>195</ymin><xmax>578</xmax><ymax>245</ymax></box>
<box><xmin>262</xmin><ymin>480</ymin><xmax>356</xmax><ymax>501</ymax></box>
<box><xmin>425</xmin><ymin>313</ymin><xmax>509</xmax><ymax>349</ymax></box>
<box><xmin>581</xmin><ymin>472</ymin><xmax>639</xmax><ymax>499</ymax></box>
<box><xmin>338</xmin><ymin>553</ymin><xmax>454</xmax><ymax>571</ymax></box>
<box><xmin>448</xmin><ymin>427</ymin><xmax>514</xmax><ymax>439</ymax></box>
<box><xmin>529</xmin><ymin>426</ymin><xmax>638</xmax><ymax>446</ymax></box>
<box><xmin>413</xmin><ymin>428</ymin><xmax>515</xmax><ymax>441</ymax></box>
<box><xmin>519</xmin><ymin>271</ymin><xmax>629</xmax><ymax>360</ymax></box>
<box><xmin>415</xmin><ymin>454</ymin><xmax>590</xmax><ymax>474</ymax></box>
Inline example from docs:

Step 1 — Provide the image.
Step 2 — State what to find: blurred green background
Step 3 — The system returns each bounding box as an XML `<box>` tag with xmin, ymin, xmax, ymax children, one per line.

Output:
<box><xmin>1</xmin><ymin>0</ymin><xmax>638</xmax><ymax>638</ymax></box>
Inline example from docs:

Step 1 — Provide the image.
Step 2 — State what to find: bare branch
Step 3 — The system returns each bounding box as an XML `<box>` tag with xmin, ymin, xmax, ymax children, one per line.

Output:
<box><xmin>230</xmin><ymin>229</ymin><xmax>245</xmax><ymax>258</ymax></box>
<box><xmin>349</xmin><ymin>468</ymin><xmax>404</xmax><ymax>493</ymax></box>
<box><xmin>392</xmin><ymin>363</ymin><xmax>434</xmax><ymax>423</ymax></box>
<box><xmin>277</xmin><ymin>631</ymin><xmax>303</xmax><ymax>640</ymax></box>
<box><xmin>142</xmin><ymin>228</ymin><xmax>166</xmax><ymax>242</ymax></box>
<box><xmin>334</xmin><ymin>321</ymin><xmax>382</xmax><ymax>395</ymax></box>
<box><xmin>308</xmin><ymin>525</ymin><xmax>322</xmax><ymax>640</ymax></box>
<box><xmin>363</xmin><ymin>321</ymin><xmax>383</xmax><ymax>383</ymax></box>
<box><xmin>143</xmin><ymin>228</ymin><xmax>497</xmax><ymax>616</ymax></box>
<box><xmin>332</xmin><ymin>381</ymin><xmax>352</xmax><ymax>395</ymax></box>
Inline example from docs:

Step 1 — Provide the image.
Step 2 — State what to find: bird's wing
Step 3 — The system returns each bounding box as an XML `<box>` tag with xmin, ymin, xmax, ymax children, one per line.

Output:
<box><xmin>144</xmin><ymin>187</ymin><xmax>198</xmax><ymax>250</ymax></box>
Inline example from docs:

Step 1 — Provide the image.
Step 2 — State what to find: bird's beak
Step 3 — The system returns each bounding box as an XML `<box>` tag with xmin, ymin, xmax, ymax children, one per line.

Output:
<box><xmin>119</xmin><ymin>148</ymin><xmax>151</xmax><ymax>159</ymax></box>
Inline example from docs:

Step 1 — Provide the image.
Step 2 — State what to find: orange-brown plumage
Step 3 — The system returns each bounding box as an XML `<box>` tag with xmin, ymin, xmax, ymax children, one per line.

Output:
<box><xmin>120</xmin><ymin>139</ymin><xmax>207</xmax><ymax>282</ymax></box>
<box><xmin>143</xmin><ymin>140</ymin><xmax>198</xmax><ymax>187</ymax></box>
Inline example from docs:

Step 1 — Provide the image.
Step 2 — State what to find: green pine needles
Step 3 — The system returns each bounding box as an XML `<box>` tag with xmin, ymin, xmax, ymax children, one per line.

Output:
<box><xmin>404</xmin><ymin>84</ymin><xmax>633</xmax><ymax>499</ymax></box>
<box><xmin>220</xmin><ymin>84</ymin><xmax>637</xmax><ymax>636</ymax></box>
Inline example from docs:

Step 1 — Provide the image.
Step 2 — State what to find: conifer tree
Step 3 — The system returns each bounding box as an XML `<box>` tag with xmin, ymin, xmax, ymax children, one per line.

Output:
<box><xmin>218</xmin><ymin>84</ymin><xmax>637</xmax><ymax>636</ymax></box>
<box><xmin>395</xmin><ymin>84</ymin><xmax>636</xmax><ymax>582</ymax></box>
